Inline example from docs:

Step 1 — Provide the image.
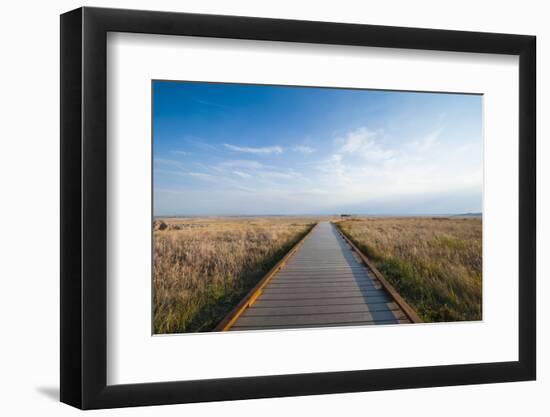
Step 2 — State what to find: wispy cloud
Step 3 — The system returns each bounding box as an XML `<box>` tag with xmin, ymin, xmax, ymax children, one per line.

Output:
<box><xmin>221</xmin><ymin>160</ymin><xmax>298</xmax><ymax>182</ymax></box>
<box><xmin>232</xmin><ymin>170</ymin><xmax>252</xmax><ymax>179</ymax></box>
<box><xmin>224</xmin><ymin>143</ymin><xmax>284</xmax><ymax>154</ymax></box>
<box><xmin>338</xmin><ymin>128</ymin><xmax>394</xmax><ymax>161</ymax></box>
<box><xmin>219</xmin><ymin>160</ymin><xmax>267</xmax><ymax>170</ymax></box>
<box><xmin>261</xmin><ymin>171</ymin><xmax>296</xmax><ymax>180</ymax></box>
<box><xmin>293</xmin><ymin>145</ymin><xmax>316</xmax><ymax>154</ymax></box>
<box><xmin>407</xmin><ymin>129</ymin><xmax>441</xmax><ymax>153</ymax></box>
<box><xmin>154</xmin><ymin>167</ymin><xmax>217</xmax><ymax>180</ymax></box>
<box><xmin>187</xmin><ymin>172</ymin><xmax>217</xmax><ymax>180</ymax></box>
<box><xmin>317</xmin><ymin>154</ymin><xmax>343</xmax><ymax>175</ymax></box>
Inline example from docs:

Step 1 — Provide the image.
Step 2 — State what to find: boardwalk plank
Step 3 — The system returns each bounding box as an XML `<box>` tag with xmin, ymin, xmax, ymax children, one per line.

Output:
<box><xmin>276</xmin><ymin>271</ymin><xmax>371</xmax><ymax>277</ymax></box>
<box><xmin>261</xmin><ymin>286</ymin><xmax>382</xmax><ymax>295</ymax></box>
<box><xmin>268</xmin><ymin>282</ymin><xmax>378</xmax><ymax>288</ymax></box>
<box><xmin>252</xmin><ymin>296</ymin><xmax>391</xmax><ymax>308</ymax></box>
<box><xmin>259</xmin><ymin>289</ymin><xmax>389</xmax><ymax>300</ymax></box>
<box><xmin>243</xmin><ymin>303</ymin><xmax>401</xmax><ymax>317</ymax></box>
<box><xmin>272</xmin><ymin>276</ymin><xmax>376</xmax><ymax>283</ymax></box>
<box><xmin>234</xmin><ymin>311</ymin><xmax>403</xmax><ymax>327</ymax></box>
<box><xmin>230</xmin><ymin>318</ymin><xmax>411</xmax><ymax>330</ymax></box>
<box><xmin>269</xmin><ymin>282</ymin><xmax>380</xmax><ymax>288</ymax></box>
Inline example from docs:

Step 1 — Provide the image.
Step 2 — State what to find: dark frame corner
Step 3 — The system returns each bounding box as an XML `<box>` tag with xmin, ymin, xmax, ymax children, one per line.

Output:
<box><xmin>60</xmin><ymin>6</ymin><xmax>536</xmax><ymax>410</ymax></box>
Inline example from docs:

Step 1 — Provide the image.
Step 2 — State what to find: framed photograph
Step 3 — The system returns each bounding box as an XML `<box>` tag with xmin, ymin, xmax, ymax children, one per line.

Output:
<box><xmin>60</xmin><ymin>6</ymin><xmax>536</xmax><ymax>409</ymax></box>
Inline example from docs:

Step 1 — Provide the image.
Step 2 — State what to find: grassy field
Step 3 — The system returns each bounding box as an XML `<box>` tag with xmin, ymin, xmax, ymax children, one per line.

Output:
<box><xmin>153</xmin><ymin>217</ymin><xmax>316</xmax><ymax>333</ymax></box>
<box><xmin>336</xmin><ymin>217</ymin><xmax>482</xmax><ymax>322</ymax></box>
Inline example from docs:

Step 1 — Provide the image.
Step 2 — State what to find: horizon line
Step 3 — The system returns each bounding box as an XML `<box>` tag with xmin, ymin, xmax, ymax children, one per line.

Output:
<box><xmin>154</xmin><ymin>212</ymin><xmax>482</xmax><ymax>218</ymax></box>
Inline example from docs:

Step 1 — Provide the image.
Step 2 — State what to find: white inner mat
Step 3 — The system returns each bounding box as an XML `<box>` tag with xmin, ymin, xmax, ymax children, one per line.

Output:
<box><xmin>107</xmin><ymin>32</ymin><xmax>519</xmax><ymax>385</ymax></box>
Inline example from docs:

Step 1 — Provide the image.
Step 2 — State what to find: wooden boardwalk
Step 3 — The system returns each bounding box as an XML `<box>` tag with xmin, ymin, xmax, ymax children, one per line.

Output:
<box><xmin>228</xmin><ymin>221</ymin><xmax>413</xmax><ymax>331</ymax></box>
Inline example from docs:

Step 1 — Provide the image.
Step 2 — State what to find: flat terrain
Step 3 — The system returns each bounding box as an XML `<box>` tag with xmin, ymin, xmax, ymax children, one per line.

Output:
<box><xmin>153</xmin><ymin>217</ymin><xmax>315</xmax><ymax>333</ymax></box>
<box><xmin>336</xmin><ymin>217</ymin><xmax>482</xmax><ymax>322</ymax></box>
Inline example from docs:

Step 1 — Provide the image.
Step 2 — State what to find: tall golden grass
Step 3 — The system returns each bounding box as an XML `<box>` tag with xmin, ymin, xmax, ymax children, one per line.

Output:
<box><xmin>336</xmin><ymin>217</ymin><xmax>482</xmax><ymax>322</ymax></box>
<box><xmin>153</xmin><ymin>217</ymin><xmax>315</xmax><ymax>333</ymax></box>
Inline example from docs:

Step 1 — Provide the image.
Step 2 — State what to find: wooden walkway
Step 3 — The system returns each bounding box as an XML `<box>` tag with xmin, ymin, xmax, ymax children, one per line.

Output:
<box><xmin>228</xmin><ymin>221</ymin><xmax>413</xmax><ymax>331</ymax></box>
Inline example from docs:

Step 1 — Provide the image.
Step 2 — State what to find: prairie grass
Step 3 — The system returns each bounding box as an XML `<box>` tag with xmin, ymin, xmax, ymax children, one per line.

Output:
<box><xmin>153</xmin><ymin>217</ymin><xmax>315</xmax><ymax>333</ymax></box>
<box><xmin>336</xmin><ymin>217</ymin><xmax>482</xmax><ymax>322</ymax></box>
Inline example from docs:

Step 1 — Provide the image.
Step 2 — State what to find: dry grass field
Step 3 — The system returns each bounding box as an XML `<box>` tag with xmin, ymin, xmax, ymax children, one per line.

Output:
<box><xmin>153</xmin><ymin>217</ymin><xmax>316</xmax><ymax>333</ymax></box>
<box><xmin>336</xmin><ymin>217</ymin><xmax>482</xmax><ymax>322</ymax></box>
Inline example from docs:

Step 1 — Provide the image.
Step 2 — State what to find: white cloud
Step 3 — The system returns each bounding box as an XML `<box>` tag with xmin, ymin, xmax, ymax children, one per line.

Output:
<box><xmin>233</xmin><ymin>170</ymin><xmax>252</xmax><ymax>179</ymax></box>
<box><xmin>298</xmin><ymin>125</ymin><xmax>482</xmax><ymax>209</ymax></box>
<box><xmin>317</xmin><ymin>154</ymin><xmax>344</xmax><ymax>175</ymax></box>
<box><xmin>187</xmin><ymin>172</ymin><xmax>216</xmax><ymax>180</ymax></box>
<box><xmin>338</xmin><ymin>128</ymin><xmax>394</xmax><ymax>161</ymax></box>
<box><xmin>454</xmin><ymin>142</ymin><xmax>476</xmax><ymax>154</ymax></box>
<box><xmin>170</xmin><ymin>150</ymin><xmax>190</xmax><ymax>156</ymax></box>
<box><xmin>293</xmin><ymin>145</ymin><xmax>316</xmax><ymax>154</ymax></box>
<box><xmin>407</xmin><ymin>129</ymin><xmax>441</xmax><ymax>153</ymax></box>
<box><xmin>219</xmin><ymin>160</ymin><xmax>266</xmax><ymax>170</ymax></box>
<box><xmin>224</xmin><ymin>143</ymin><xmax>283</xmax><ymax>154</ymax></box>
<box><xmin>261</xmin><ymin>171</ymin><xmax>296</xmax><ymax>180</ymax></box>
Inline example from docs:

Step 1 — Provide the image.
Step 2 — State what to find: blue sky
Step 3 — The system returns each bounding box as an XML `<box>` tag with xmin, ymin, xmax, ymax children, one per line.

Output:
<box><xmin>153</xmin><ymin>81</ymin><xmax>482</xmax><ymax>216</ymax></box>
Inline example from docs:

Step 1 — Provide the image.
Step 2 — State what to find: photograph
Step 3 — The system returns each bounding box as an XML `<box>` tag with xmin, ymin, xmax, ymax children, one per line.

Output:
<box><xmin>152</xmin><ymin>81</ymin><xmax>483</xmax><ymax>334</ymax></box>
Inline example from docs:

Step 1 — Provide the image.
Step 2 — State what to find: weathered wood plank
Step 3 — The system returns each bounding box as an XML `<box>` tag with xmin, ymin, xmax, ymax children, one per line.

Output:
<box><xmin>277</xmin><ymin>273</ymin><xmax>373</xmax><ymax>281</ymax></box>
<box><xmin>261</xmin><ymin>286</ymin><xmax>381</xmax><ymax>295</ymax></box>
<box><xmin>279</xmin><ymin>267</ymin><xmax>366</xmax><ymax>271</ymax></box>
<box><xmin>275</xmin><ymin>273</ymin><xmax>372</xmax><ymax>279</ymax></box>
<box><xmin>252</xmin><ymin>295</ymin><xmax>392</xmax><ymax>307</ymax></box>
<box><xmin>268</xmin><ymin>282</ymin><xmax>379</xmax><ymax>289</ymax></box>
<box><xmin>234</xmin><ymin>311</ymin><xmax>397</xmax><ymax>326</ymax></box>
<box><xmin>243</xmin><ymin>302</ymin><xmax>401</xmax><ymax>317</ymax></box>
<box><xmin>259</xmin><ymin>289</ymin><xmax>390</xmax><ymax>300</ymax></box>
<box><xmin>269</xmin><ymin>279</ymin><xmax>376</xmax><ymax>286</ymax></box>
<box><xmin>233</xmin><ymin>310</ymin><xmax>402</xmax><ymax>327</ymax></box>
<box><xmin>275</xmin><ymin>272</ymin><xmax>373</xmax><ymax>277</ymax></box>
<box><xmin>229</xmin><ymin>321</ymin><xmax>401</xmax><ymax>331</ymax></box>
<box><xmin>271</xmin><ymin>281</ymin><xmax>376</xmax><ymax>287</ymax></box>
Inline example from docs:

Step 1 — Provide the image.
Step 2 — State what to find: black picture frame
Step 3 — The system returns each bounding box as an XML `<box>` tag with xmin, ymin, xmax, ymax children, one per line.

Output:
<box><xmin>60</xmin><ymin>6</ymin><xmax>536</xmax><ymax>410</ymax></box>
